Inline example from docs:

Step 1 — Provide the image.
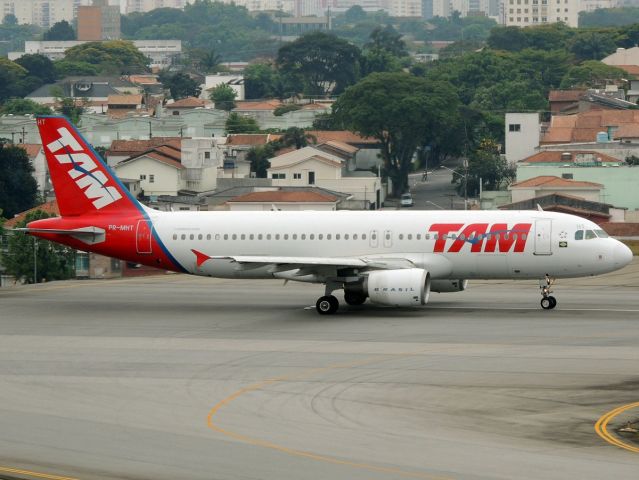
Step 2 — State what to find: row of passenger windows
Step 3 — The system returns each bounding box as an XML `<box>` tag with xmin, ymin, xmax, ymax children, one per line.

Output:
<box><xmin>575</xmin><ymin>229</ymin><xmax>608</xmax><ymax>240</ymax></box>
<box><xmin>171</xmin><ymin>232</ymin><xmax>527</xmax><ymax>242</ymax></box>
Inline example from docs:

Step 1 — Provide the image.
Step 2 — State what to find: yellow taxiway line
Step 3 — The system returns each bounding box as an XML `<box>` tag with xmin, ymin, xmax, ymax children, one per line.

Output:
<box><xmin>0</xmin><ymin>465</ymin><xmax>79</xmax><ymax>480</ymax></box>
<box><xmin>207</xmin><ymin>356</ymin><xmax>453</xmax><ymax>480</ymax></box>
<box><xmin>594</xmin><ymin>402</ymin><xmax>639</xmax><ymax>453</ymax></box>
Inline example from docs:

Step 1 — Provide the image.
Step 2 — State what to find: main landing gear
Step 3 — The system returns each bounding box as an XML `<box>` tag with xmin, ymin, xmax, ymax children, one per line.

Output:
<box><xmin>540</xmin><ymin>274</ymin><xmax>557</xmax><ymax>310</ymax></box>
<box><xmin>316</xmin><ymin>295</ymin><xmax>339</xmax><ymax>315</ymax></box>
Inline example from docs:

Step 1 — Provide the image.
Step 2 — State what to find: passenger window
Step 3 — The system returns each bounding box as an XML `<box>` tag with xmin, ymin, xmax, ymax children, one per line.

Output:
<box><xmin>310</xmin><ymin>234</ymin><xmax>315</xmax><ymax>240</ymax></box>
<box><xmin>284</xmin><ymin>234</ymin><xmax>289</xmax><ymax>240</ymax></box>
<box><xmin>386</xmin><ymin>233</ymin><xmax>391</xmax><ymax>240</ymax></box>
<box><xmin>241</xmin><ymin>234</ymin><xmax>245</xmax><ymax>240</ymax></box>
<box><xmin>275</xmin><ymin>234</ymin><xmax>280</xmax><ymax>240</ymax></box>
<box><xmin>362</xmin><ymin>234</ymin><xmax>366</xmax><ymax>240</ymax></box>
<box><xmin>433</xmin><ymin>233</ymin><xmax>438</xmax><ymax>240</ymax></box>
<box><xmin>215</xmin><ymin>234</ymin><xmax>220</xmax><ymax>240</ymax></box>
<box><xmin>232</xmin><ymin>234</ymin><xmax>237</xmax><ymax>240</ymax></box>
<box><xmin>249</xmin><ymin>234</ymin><xmax>254</xmax><ymax>240</ymax></box>
<box><xmin>301</xmin><ymin>234</ymin><xmax>306</xmax><ymax>240</ymax></box>
<box><xmin>585</xmin><ymin>230</ymin><xmax>597</xmax><ymax>240</ymax></box>
<box><xmin>327</xmin><ymin>234</ymin><xmax>332</xmax><ymax>240</ymax></box>
<box><xmin>425</xmin><ymin>234</ymin><xmax>429</xmax><ymax>240</ymax></box>
<box><xmin>190</xmin><ymin>234</ymin><xmax>194</xmax><ymax>240</ymax></box>
<box><xmin>336</xmin><ymin>234</ymin><xmax>340</xmax><ymax>240</ymax></box>
<box><xmin>353</xmin><ymin>234</ymin><xmax>358</xmax><ymax>240</ymax></box>
<box><xmin>512</xmin><ymin>233</ymin><xmax>518</xmax><ymax>241</ymax></box>
<box><xmin>293</xmin><ymin>234</ymin><xmax>297</xmax><ymax>240</ymax></box>
<box><xmin>224</xmin><ymin>234</ymin><xmax>228</xmax><ymax>240</ymax></box>
<box><xmin>408</xmin><ymin>234</ymin><xmax>412</xmax><ymax>240</ymax></box>
<box><xmin>521</xmin><ymin>234</ymin><xmax>527</xmax><ymax>240</ymax></box>
<box><xmin>318</xmin><ymin>234</ymin><xmax>323</xmax><ymax>240</ymax></box>
<box><xmin>417</xmin><ymin>234</ymin><xmax>421</xmax><ymax>240</ymax></box>
<box><xmin>345</xmin><ymin>234</ymin><xmax>349</xmax><ymax>240</ymax></box>
<box><xmin>399</xmin><ymin>234</ymin><xmax>404</xmax><ymax>240</ymax></box>
<box><xmin>198</xmin><ymin>234</ymin><xmax>203</xmax><ymax>240</ymax></box>
<box><xmin>459</xmin><ymin>234</ymin><xmax>466</xmax><ymax>241</ymax></box>
<box><xmin>258</xmin><ymin>234</ymin><xmax>263</xmax><ymax>240</ymax></box>
<box><xmin>207</xmin><ymin>234</ymin><xmax>211</xmax><ymax>240</ymax></box>
<box><xmin>267</xmin><ymin>234</ymin><xmax>272</xmax><ymax>240</ymax></box>
<box><xmin>172</xmin><ymin>234</ymin><xmax>177</xmax><ymax>240</ymax></box>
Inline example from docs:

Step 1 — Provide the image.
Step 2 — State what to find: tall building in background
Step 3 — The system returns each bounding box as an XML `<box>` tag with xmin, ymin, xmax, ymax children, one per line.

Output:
<box><xmin>77</xmin><ymin>0</ymin><xmax>121</xmax><ymax>40</ymax></box>
<box><xmin>0</xmin><ymin>0</ymin><xmax>92</xmax><ymax>28</ymax></box>
<box><xmin>123</xmin><ymin>0</ymin><xmax>184</xmax><ymax>13</ymax></box>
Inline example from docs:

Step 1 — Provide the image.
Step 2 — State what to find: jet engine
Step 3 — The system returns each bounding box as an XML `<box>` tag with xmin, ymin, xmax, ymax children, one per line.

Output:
<box><xmin>430</xmin><ymin>279</ymin><xmax>468</xmax><ymax>293</ymax></box>
<box><xmin>364</xmin><ymin>268</ymin><xmax>430</xmax><ymax>307</ymax></box>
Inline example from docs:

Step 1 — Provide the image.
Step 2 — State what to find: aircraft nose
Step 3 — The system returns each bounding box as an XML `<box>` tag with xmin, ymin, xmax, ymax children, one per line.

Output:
<box><xmin>614</xmin><ymin>242</ymin><xmax>633</xmax><ymax>267</ymax></box>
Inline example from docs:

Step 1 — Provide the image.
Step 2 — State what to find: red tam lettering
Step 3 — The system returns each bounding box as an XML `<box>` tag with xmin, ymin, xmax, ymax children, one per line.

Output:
<box><xmin>483</xmin><ymin>223</ymin><xmax>532</xmax><ymax>253</ymax></box>
<box><xmin>447</xmin><ymin>223</ymin><xmax>489</xmax><ymax>253</ymax></box>
<box><xmin>429</xmin><ymin>224</ymin><xmax>463</xmax><ymax>252</ymax></box>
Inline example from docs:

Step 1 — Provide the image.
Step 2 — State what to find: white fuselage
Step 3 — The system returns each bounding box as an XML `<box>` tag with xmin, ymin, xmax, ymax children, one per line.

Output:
<box><xmin>148</xmin><ymin>209</ymin><xmax>629</xmax><ymax>281</ymax></box>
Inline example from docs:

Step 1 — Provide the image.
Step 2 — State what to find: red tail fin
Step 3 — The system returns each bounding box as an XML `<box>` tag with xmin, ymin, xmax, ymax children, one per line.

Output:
<box><xmin>37</xmin><ymin>116</ymin><xmax>140</xmax><ymax>217</ymax></box>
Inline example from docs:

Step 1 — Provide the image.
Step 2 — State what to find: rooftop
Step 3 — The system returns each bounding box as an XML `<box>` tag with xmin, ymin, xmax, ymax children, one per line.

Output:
<box><xmin>4</xmin><ymin>200</ymin><xmax>59</xmax><ymax>228</ymax></box>
<box><xmin>108</xmin><ymin>94</ymin><xmax>143</xmax><ymax>106</ymax></box>
<box><xmin>228</xmin><ymin>191</ymin><xmax>338</xmax><ymax>203</ymax></box>
<box><xmin>542</xmin><ymin>110</ymin><xmax>639</xmax><ymax>144</ymax></box>
<box><xmin>107</xmin><ymin>137</ymin><xmax>182</xmax><ymax>157</ymax></box>
<box><xmin>307</xmin><ymin>130</ymin><xmax>379</xmax><ymax>146</ymax></box>
<box><xmin>510</xmin><ymin>175</ymin><xmax>603</xmax><ymax>189</ymax></box>
<box><xmin>166</xmin><ymin>97</ymin><xmax>207</xmax><ymax>109</ymax></box>
<box><xmin>226</xmin><ymin>133</ymin><xmax>280</xmax><ymax>146</ymax></box>
<box><xmin>520</xmin><ymin>150</ymin><xmax>620</xmax><ymax>164</ymax></box>
<box><xmin>548</xmin><ymin>90</ymin><xmax>585</xmax><ymax>102</ymax></box>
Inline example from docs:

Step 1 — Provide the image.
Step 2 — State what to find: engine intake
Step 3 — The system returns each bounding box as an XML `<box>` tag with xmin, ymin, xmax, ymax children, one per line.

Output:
<box><xmin>430</xmin><ymin>279</ymin><xmax>468</xmax><ymax>293</ymax></box>
<box><xmin>364</xmin><ymin>268</ymin><xmax>430</xmax><ymax>307</ymax></box>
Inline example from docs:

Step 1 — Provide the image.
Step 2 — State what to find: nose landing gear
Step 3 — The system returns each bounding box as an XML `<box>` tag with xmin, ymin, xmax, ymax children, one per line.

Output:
<box><xmin>540</xmin><ymin>274</ymin><xmax>557</xmax><ymax>310</ymax></box>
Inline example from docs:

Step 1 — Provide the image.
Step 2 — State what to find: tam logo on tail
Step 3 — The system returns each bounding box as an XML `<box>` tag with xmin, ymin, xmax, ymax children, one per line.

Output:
<box><xmin>45</xmin><ymin>125</ymin><xmax>122</xmax><ymax>209</ymax></box>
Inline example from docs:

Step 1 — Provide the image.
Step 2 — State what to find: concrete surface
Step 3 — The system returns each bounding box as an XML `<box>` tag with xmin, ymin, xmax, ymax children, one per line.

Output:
<box><xmin>1</xmin><ymin>261</ymin><xmax>639</xmax><ymax>480</ymax></box>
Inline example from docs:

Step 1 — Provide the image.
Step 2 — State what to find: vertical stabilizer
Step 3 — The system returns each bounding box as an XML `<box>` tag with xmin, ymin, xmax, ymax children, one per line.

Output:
<box><xmin>36</xmin><ymin>116</ymin><xmax>140</xmax><ymax>217</ymax></box>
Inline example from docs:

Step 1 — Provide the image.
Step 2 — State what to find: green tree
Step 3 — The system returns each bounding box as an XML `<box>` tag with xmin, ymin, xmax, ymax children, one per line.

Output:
<box><xmin>333</xmin><ymin>72</ymin><xmax>459</xmax><ymax>196</ymax></box>
<box><xmin>161</xmin><ymin>72</ymin><xmax>201</xmax><ymax>99</ymax></box>
<box><xmin>453</xmin><ymin>139</ymin><xmax>515</xmax><ymax>197</ymax></box>
<box><xmin>3</xmin><ymin>14</ymin><xmax>17</xmax><ymax>25</ymax></box>
<box><xmin>487</xmin><ymin>26</ymin><xmax>529</xmax><ymax>51</ymax></box>
<box><xmin>210</xmin><ymin>83</ymin><xmax>237</xmax><ymax>111</ymax></box>
<box><xmin>189</xmin><ymin>48</ymin><xmax>222</xmax><ymax>73</ymax></box>
<box><xmin>344</xmin><ymin>5</ymin><xmax>366</xmax><ymax>23</ymax></box>
<box><xmin>579</xmin><ymin>7</ymin><xmax>639</xmax><ymax>27</ymax></box>
<box><xmin>560</xmin><ymin>60</ymin><xmax>626</xmax><ymax>88</ymax></box>
<box><xmin>365</xmin><ymin>25</ymin><xmax>407</xmax><ymax>57</ymax></box>
<box><xmin>0</xmin><ymin>140</ymin><xmax>38</xmax><ymax>218</ymax></box>
<box><xmin>50</xmin><ymin>86</ymin><xmax>84</xmax><ymax>125</ymax></box>
<box><xmin>247</xmin><ymin>143</ymin><xmax>277</xmax><ymax>177</ymax></box>
<box><xmin>568</xmin><ymin>30</ymin><xmax>617</xmax><ymax>61</ymax></box>
<box><xmin>280</xmin><ymin>127</ymin><xmax>315</xmax><ymax>149</ymax></box>
<box><xmin>0</xmin><ymin>58</ymin><xmax>29</xmax><ymax>102</ymax></box>
<box><xmin>15</xmin><ymin>53</ymin><xmax>56</xmax><ymax>84</ymax></box>
<box><xmin>277</xmin><ymin>31</ymin><xmax>361</xmax><ymax>96</ymax></box>
<box><xmin>53</xmin><ymin>60</ymin><xmax>99</xmax><ymax>77</ymax></box>
<box><xmin>43</xmin><ymin>20</ymin><xmax>75</xmax><ymax>40</ymax></box>
<box><xmin>360</xmin><ymin>48</ymin><xmax>402</xmax><ymax>75</ymax></box>
<box><xmin>5</xmin><ymin>211</ymin><xmax>75</xmax><ymax>284</ymax></box>
<box><xmin>64</xmin><ymin>40</ymin><xmax>149</xmax><ymax>74</ymax></box>
<box><xmin>1</xmin><ymin>98</ymin><xmax>51</xmax><ymax>115</ymax></box>
<box><xmin>225</xmin><ymin>112</ymin><xmax>259</xmax><ymax>134</ymax></box>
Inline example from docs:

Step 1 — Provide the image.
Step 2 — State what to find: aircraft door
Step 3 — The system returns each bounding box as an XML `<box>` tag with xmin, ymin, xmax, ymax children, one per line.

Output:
<box><xmin>534</xmin><ymin>219</ymin><xmax>552</xmax><ymax>255</ymax></box>
<box><xmin>136</xmin><ymin>219</ymin><xmax>153</xmax><ymax>254</ymax></box>
<box><xmin>370</xmin><ymin>230</ymin><xmax>378</xmax><ymax>248</ymax></box>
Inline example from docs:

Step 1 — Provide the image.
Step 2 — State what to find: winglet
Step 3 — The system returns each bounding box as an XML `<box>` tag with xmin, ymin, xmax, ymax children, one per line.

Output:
<box><xmin>191</xmin><ymin>249</ymin><xmax>211</xmax><ymax>267</ymax></box>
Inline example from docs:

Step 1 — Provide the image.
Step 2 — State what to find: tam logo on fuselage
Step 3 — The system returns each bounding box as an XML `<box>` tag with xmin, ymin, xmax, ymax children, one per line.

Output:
<box><xmin>429</xmin><ymin>223</ymin><xmax>532</xmax><ymax>253</ymax></box>
<box><xmin>46</xmin><ymin>127</ymin><xmax>122</xmax><ymax>209</ymax></box>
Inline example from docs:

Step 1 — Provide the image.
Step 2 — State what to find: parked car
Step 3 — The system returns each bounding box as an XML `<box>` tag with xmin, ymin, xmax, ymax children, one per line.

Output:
<box><xmin>400</xmin><ymin>193</ymin><xmax>414</xmax><ymax>207</ymax></box>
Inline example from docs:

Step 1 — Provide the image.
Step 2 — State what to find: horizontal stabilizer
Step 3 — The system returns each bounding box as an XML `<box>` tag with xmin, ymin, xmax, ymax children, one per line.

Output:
<box><xmin>14</xmin><ymin>226</ymin><xmax>106</xmax><ymax>245</ymax></box>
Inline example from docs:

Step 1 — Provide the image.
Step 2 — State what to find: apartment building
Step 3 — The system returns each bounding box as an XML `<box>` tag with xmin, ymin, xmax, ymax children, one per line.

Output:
<box><xmin>0</xmin><ymin>0</ymin><xmax>91</xmax><ymax>28</ymax></box>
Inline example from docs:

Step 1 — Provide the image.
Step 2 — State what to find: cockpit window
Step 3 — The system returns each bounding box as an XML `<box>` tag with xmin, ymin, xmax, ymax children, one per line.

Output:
<box><xmin>594</xmin><ymin>229</ymin><xmax>609</xmax><ymax>238</ymax></box>
<box><xmin>585</xmin><ymin>230</ymin><xmax>597</xmax><ymax>240</ymax></box>
<box><xmin>575</xmin><ymin>230</ymin><xmax>584</xmax><ymax>240</ymax></box>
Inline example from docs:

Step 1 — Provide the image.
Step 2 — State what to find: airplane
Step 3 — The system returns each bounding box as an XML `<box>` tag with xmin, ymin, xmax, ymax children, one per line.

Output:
<box><xmin>20</xmin><ymin>116</ymin><xmax>634</xmax><ymax>314</ymax></box>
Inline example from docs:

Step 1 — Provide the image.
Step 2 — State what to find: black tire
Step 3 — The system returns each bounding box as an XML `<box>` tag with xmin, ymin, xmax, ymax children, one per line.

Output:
<box><xmin>541</xmin><ymin>297</ymin><xmax>552</xmax><ymax>310</ymax></box>
<box><xmin>548</xmin><ymin>296</ymin><xmax>557</xmax><ymax>309</ymax></box>
<box><xmin>344</xmin><ymin>291</ymin><xmax>367</xmax><ymax>306</ymax></box>
<box><xmin>316</xmin><ymin>295</ymin><xmax>339</xmax><ymax>315</ymax></box>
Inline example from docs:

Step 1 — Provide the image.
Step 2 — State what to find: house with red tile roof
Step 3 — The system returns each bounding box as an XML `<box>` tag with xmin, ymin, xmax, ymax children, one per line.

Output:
<box><xmin>113</xmin><ymin>148</ymin><xmax>186</xmax><ymax>196</ymax></box>
<box><xmin>106</xmin><ymin>137</ymin><xmax>183</xmax><ymax>165</ymax></box>
<box><xmin>518</xmin><ymin>151</ymin><xmax>622</xmax><ymax>166</ymax></box>
<box><xmin>509</xmin><ymin>176</ymin><xmax>603</xmax><ymax>204</ymax></box>
<box><xmin>165</xmin><ymin>97</ymin><xmax>210</xmax><ymax>116</ymax></box>
<box><xmin>226</xmin><ymin>189</ymin><xmax>339</xmax><ymax>211</ymax></box>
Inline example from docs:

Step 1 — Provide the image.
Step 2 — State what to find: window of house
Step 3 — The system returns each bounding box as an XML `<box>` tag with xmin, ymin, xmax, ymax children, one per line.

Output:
<box><xmin>172</xmin><ymin>111</ymin><xmax>179</xmax><ymax>116</ymax></box>
<box><xmin>272</xmin><ymin>173</ymin><xmax>286</xmax><ymax>179</ymax></box>
<box><xmin>149</xmin><ymin>174</ymin><xmax>155</xmax><ymax>183</ymax></box>
<box><xmin>509</xmin><ymin>124</ymin><xmax>521</xmax><ymax>132</ymax></box>
<box><xmin>562</xmin><ymin>173</ymin><xmax>573</xmax><ymax>179</ymax></box>
<box><xmin>293</xmin><ymin>173</ymin><xmax>301</xmax><ymax>179</ymax></box>
<box><xmin>204</xmin><ymin>151</ymin><xmax>210</xmax><ymax>159</ymax></box>
<box><xmin>140</xmin><ymin>174</ymin><xmax>146</xmax><ymax>180</ymax></box>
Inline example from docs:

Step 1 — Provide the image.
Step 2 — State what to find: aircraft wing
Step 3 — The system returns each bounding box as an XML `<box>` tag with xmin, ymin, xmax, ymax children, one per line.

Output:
<box><xmin>203</xmin><ymin>253</ymin><xmax>417</xmax><ymax>270</ymax></box>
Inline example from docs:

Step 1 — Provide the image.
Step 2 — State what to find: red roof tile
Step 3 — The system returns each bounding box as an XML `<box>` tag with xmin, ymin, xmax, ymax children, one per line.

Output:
<box><xmin>511</xmin><ymin>176</ymin><xmax>603</xmax><ymax>188</ymax></box>
<box><xmin>548</xmin><ymin>90</ymin><xmax>585</xmax><ymax>102</ymax></box>
<box><xmin>306</xmin><ymin>130</ymin><xmax>379</xmax><ymax>145</ymax></box>
<box><xmin>4</xmin><ymin>200</ymin><xmax>59</xmax><ymax>228</ymax></box>
<box><xmin>15</xmin><ymin>143</ymin><xmax>42</xmax><ymax>159</ymax></box>
<box><xmin>617</xmin><ymin>65</ymin><xmax>639</xmax><ymax>76</ymax></box>
<box><xmin>228</xmin><ymin>191</ymin><xmax>338</xmax><ymax>203</ymax></box>
<box><xmin>520</xmin><ymin>150</ymin><xmax>620</xmax><ymax>163</ymax></box>
<box><xmin>166</xmin><ymin>97</ymin><xmax>207</xmax><ymax>108</ymax></box>
<box><xmin>107</xmin><ymin>137</ymin><xmax>182</xmax><ymax>157</ymax></box>
<box><xmin>233</xmin><ymin>100</ymin><xmax>282</xmax><ymax>111</ymax></box>
<box><xmin>108</xmin><ymin>94</ymin><xmax>143</xmax><ymax>106</ymax></box>
<box><xmin>226</xmin><ymin>134</ymin><xmax>273</xmax><ymax>146</ymax></box>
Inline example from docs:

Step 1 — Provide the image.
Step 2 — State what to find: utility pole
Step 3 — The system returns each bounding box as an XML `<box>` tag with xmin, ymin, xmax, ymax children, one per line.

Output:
<box><xmin>148</xmin><ymin>121</ymin><xmax>152</xmax><ymax>139</ymax></box>
<box><xmin>33</xmin><ymin>237</ymin><xmax>38</xmax><ymax>284</ymax></box>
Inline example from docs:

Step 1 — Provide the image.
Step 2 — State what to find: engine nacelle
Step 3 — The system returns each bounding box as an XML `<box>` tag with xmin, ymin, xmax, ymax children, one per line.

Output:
<box><xmin>430</xmin><ymin>279</ymin><xmax>468</xmax><ymax>293</ymax></box>
<box><xmin>364</xmin><ymin>268</ymin><xmax>430</xmax><ymax>307</ymax></box>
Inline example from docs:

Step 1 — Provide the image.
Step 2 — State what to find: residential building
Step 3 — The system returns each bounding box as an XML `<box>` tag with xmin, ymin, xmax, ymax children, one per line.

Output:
<box><xmin>509</xmin><ymin>175</ymin><xmax>604</xmax><ymax>203</ymax></box>
<box><xmin>231</xmin><ymin>100</ymin><xmax>331</xmax><ymax>130</ymax></box>
<box><xmin>113</xmin><ymin>147</ymin><xmax>186</xmax><ymax>196</ymax></box>
<box><xmin>548</xmin><ymin>90</ymin><xmax>586</xmax><ymax>114</ymax></box>
<box><xmin>307</xmin><ymin>130</ymin><xmax>382</xmax><ymax>169</ymax></box>
<box><xmin>9</xmin><ymin>40</ymin><xmax>182</xmax><ymax>70</ymax></box>
<box><xmin>223</xmin><ymin>133</ymin><xmax>282</xmax><ymax>178</ymax></box>
<box><xmin>106</xmin><ymin>137</ymin><xmax>183</xmax><ymax>165</ymax></box>
<box><xmin>267</xmin><ymin>146</ymin><xmax>384</xmax><ymax>209</ymax></box>
<box><xmin>501</xmin><ymin>0</ymin><xmax>579</xmax><ymax>27</ymax></box>
<box><xmin>25</xmin><ymin>76</ymin><xmax>139</xmax><ymax>109</ymax></box>
<box><xmin>504</xmin><ymin>112</ymin><xmax>540</xmax><ymax>164</ymax></box>
<box><xmin>277</xmin><ymin>17</ymin><xmax>330</xmax><ymax>39</ymax></box>
<box><xmin>77</xmin><ymin>0</ymin><xmax>121</xmax><ymax>40</ymax></box>
<box><xmin>383</xmin><ymin>0</ymin><xmax>422</xmax><ymax>16</ymax></box>
<box><xmin>226</xmin><ymin>190</ymin><xmax>339</xmax><ymax>211</ymax></box>
<box><xmin>0</xmin><ymin>0</ymin><xmax>92</xmax><ymax>28</ymax></box>
<box><xmin>165</xmin><ymin>97</ymin><xmax>210</xmax><ymax>116</ymax></box>
<box><xmin>107</xmin><ymin>94</ymin><xmax>146</xmax><ymax>118</ymax></box>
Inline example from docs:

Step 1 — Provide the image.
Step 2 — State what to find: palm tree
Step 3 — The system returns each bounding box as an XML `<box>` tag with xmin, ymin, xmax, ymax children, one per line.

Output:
<box><xmin>281</xmin><ymin>127</ymin><xmax>316</xmax><ymax>149</ymax></box>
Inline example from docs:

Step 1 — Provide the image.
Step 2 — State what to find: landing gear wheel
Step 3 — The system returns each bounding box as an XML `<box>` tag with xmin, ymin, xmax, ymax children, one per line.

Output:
<box><xmin>316</xmin><ymin>295</ymin><xmax>339</xmax><ymax>315</ymax></box>
<box><xmin>541</xmin><ymin>296</ymin><xmax>557</xmax><ymax>310</ymax></box>
<box><xmin>344</xmin><ymin>291</ymin><xmax>366</xmax><ymax>306</ymax></box>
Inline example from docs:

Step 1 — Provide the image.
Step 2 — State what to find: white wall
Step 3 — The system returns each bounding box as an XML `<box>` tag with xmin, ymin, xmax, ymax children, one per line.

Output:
<box><xmin>114</xmin><ymin>156</ymin><xmax>184</xmax><ymax>196</ymax></box>
<box><xmin>511</xmin><ymin>187</ymin><xmax>601</xmax><ymax>203</ymax></box>
<box><xmin>505</xmin><ymin>112</ymin><xmax>540</xmax><ymax>164</ymax></box>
